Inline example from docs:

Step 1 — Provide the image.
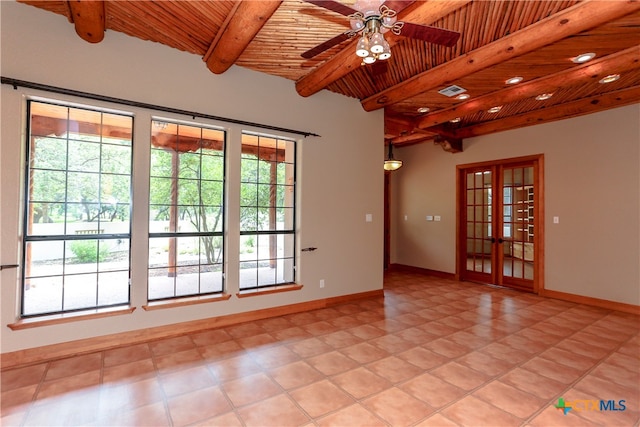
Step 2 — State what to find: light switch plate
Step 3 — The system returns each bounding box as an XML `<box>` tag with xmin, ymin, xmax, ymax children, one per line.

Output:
<box><xmin>434</xmin><ymin>215</ymin><xmax>441</xmax><ymax>221</ymax></box>
<box><xmin>426</xmin><ymin>215</ymin><xmax>433</xmax><ymax>221</ymax></box>
<box><xmin>365</xmin><ymin>214</ymin><xmax>372</xmax><ymax>222</ymax></box>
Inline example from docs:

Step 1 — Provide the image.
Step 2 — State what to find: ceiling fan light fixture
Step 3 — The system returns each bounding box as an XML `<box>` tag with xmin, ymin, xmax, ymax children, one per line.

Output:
<box><xmin>363</xmin><ymin>55</ymin><xmax>377</xmax><ymax>64</ymax></box>
<box><xmin>572</xmin><ymin>52</ymin><xmax>596</xmax><ymax>63</ymax></box>
<box><xmin>378</xmin><ymin>40</ymin><xmax>391</xmax><ymax>60</ymax></box>
<box><xmin>369</xmin><ymin>32</ymin><xmax>385</xmax><ymax>54</ymax></box>
<box><xmin>356</xmin><ymin>37</ymin><xmax>370</xmax><ymax>57</ymax></box>
<box><xmin>599</xmin><ymin>74</ymin><xmax>620</xmax><ymax>84</ymax></box>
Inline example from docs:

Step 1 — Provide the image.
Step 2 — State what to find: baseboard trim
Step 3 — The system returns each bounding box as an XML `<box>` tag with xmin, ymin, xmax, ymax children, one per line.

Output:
<box><xmin>540</xmin><ymin>288</ymin><xmax>640</xmax><ymax>315</ymax></box>
<box><xmin>388</xmin><ymin>263</ymin><xmax>456</xmax><ymax>280</ymax></box>
<box><xmin>1</xmin><ymin>289</ymin><xmax>383</xmax><ymax>371</ymax></box>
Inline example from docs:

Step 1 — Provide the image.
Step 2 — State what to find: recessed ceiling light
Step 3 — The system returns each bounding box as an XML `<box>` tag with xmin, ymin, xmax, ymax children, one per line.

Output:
<box><xmin>505</xmin><ymin>76</ymin><xmax>523</xmax><ymax>85</ymax></box>
<box><xmin>535</xmin><ymin>93</ymin><xmax>554</xmax><ymax>101</ymax></box>
<box><xmin>450</xmin><ymin>117</ymin><xmax>461</xmax><ymax>123</ymax></box>
<box><xmin>417</xmin><ymin>107</ymin><xmax>430</xmax><ymax>113</ymax></box>
<box><xmin>487</xmin><ymin>106</ymin><xmax>502</xmax><ymax>113</ymax></box>
<box><xmin>572</xmin><ymin>52</ymin><xmax>596</xmax><ymax>63</ymax></box>
<box><xmin>599</xmin><ymin>74</ymin><xmax>620</xmax><ymax>84</ymax></box>
<box><xmin>456</xmin><ymin>93</ymin><xmax>470</xmax><ymax>100</ymax></box>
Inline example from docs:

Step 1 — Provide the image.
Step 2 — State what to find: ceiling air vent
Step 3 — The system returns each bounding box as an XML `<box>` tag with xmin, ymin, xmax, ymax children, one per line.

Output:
<box><xmin>438</xmin><ymin>85</ymin><xmax>467</xmax><ymax>97</ymax></box>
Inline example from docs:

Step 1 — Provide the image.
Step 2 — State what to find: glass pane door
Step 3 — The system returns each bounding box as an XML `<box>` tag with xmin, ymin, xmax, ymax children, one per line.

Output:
<box><xmin>502</xmin><ymin>166</ymin><xmax>535</xmax><ymax>287</ymax></box>
<box><xmin>464</xmin><ymin>168</ymin><xmax>494</xmax><ymax>282</ymax></box>
<box><xmin>459</xmin><ymin>159</ymin><xmax>538</xmax><ymax>292</ymax></box>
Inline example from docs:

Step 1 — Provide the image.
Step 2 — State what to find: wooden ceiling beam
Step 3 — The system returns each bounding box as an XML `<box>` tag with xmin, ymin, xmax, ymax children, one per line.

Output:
<box><xmin>361</xmin><ymin>0</ymin><xmax>640</xmax><ymax>112</ymax></box>
<box><xmin>295</xmin><ymin>0</ymin><xmax>471</xmax><ymax>98</ymax></box>
<box><xmin>417</xmin><ymin>46</ymin><xmax>640</xmax><ymax>130</ymax></box>
<box><xmin>451</xmin><ymin>85</ymin><xmax>640</xmax><ymax>139</ymax></box>
<box><xmin>66</xmin><ymin>0</ymin><xmax>105</xmax><ymax>43</ymax></box>
<box><xmin>204</xmin><ymin>0</ymin><xmax>282</xmax><ymax>75</ymax></box>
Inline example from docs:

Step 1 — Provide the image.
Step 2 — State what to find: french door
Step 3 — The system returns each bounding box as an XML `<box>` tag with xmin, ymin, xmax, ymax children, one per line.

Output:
<box><xmin>458</xmin><ymin>156</ymin><xmax>543</xmax><ymax>292</ymax></box>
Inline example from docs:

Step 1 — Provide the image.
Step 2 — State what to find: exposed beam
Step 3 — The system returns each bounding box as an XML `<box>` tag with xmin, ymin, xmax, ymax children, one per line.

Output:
<box><xmin>361</xmin><ymin>0</ymin><xmax>640</xmax><ymax>111</ymax></box>
<box><xmin>295</xmin><ymin>0</ymin><xmax>470</xmax><ymax>98</ymax></box>
<box><xmin>384</xmin><ymin>114</ymin><xmax>417</xmax><ymax>137</ymax></box>
<box><xmin>417</xmin><ymin>46</ymin><xmax>640</xmax><ymax>130</ymax></box>
<box><xmin>204</xmin><ymin>1</ymin><xmax>282</xmax><ymax>74</ymax></box>
<box><xmin>451</xmin><ymin>86</ymin><xmax>640</xmax><ymax>139</ymax></box>
<box><xmin>67</xmin><ymin>0</ymin><xmax>105</xmax><ymax>43</ymax></box>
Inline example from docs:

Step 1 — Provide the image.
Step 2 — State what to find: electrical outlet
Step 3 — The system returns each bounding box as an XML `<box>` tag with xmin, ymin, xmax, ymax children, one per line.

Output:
<box><xmin>320</xmin><ymin>279</ymin><xmax>325</xmax><ymax>288</ymax></box>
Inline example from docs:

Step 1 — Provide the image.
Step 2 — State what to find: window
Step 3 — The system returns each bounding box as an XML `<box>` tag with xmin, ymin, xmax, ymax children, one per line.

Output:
<box><xmin>22</xmin><ymin>101</ymin><xmax>133</xmax><ymax>316</ymax></box>
<box><xmin>148</xmin><ymin>120</ymin><xmax>225</xmax><ymax>300</ymax></box>
<box><xmin>239</xmin><ymin>132</ymin><xmax>296</xmax><ymax>290</ymax></box>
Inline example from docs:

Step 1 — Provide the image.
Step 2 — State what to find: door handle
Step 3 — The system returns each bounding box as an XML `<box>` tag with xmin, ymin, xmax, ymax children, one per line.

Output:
<box><xmin>498</xmin><ymin>238</ymin><xmax>504</xmax><ymax>244</ymax></box>
<box><xmin>490</xmin><ymin>237</ymin><xmax>496</xmax><ymax>243</ymax></box>
<box><xmin>0</xmin><ymin>264</ymin><xmax>19</xmax><ymax>271</ymax></box>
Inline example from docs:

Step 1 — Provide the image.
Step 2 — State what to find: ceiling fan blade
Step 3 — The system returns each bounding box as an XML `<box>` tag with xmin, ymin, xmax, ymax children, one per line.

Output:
<box><xmin>304</xmin><ymin>0</ymin><xmax>358</xmax><ymax>16</ymax></box>
<box><xmin>301</xmin><ymin>32</ymin><xmax>351</xmax><ymax>59</ymax></box>
<box><xmin>400</xmin><ymin>22</ymin><xmax>461</xmax><ymax>47</ymax></box>
<box><xmin>382</xmin><ymin>1</ymin><xmax>415</xmax><ymax>14</ymax></box>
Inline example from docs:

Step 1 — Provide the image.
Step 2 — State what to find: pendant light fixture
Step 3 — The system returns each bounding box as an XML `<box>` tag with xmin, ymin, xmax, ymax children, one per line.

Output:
<box><xmin>384</xmin><ymin>142</ymin><xmax>403</xmax><ymax>171</ymax></box>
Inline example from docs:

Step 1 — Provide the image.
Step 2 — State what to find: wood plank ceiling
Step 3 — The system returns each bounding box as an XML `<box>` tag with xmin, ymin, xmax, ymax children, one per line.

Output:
<box><xmin>16</xmin><ymin>0</ymin><xmax>640</xmax><ymax>151</ymax></box>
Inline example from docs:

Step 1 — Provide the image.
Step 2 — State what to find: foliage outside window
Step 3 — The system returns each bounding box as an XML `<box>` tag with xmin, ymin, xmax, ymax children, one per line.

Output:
<box><xmin>239</xmin><ymin>132</ymin><xmax>296</xmax><ymax>290</ymax></box>
<box><xmin>22</xmin><ymin>101</ymin><xmax>132</xmax><ymax>316</ymax></box>
<box><xmin>148</xmin><ymin>120</ymin><xmax>225</xmax><ymax>300</ymax></box>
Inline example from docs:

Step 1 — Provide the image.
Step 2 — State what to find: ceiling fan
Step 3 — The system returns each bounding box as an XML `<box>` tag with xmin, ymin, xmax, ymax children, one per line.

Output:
<box><xmin>301</xmin><ymin>0</ymin><xmax>461</xmax><ymax>64</ymax></box>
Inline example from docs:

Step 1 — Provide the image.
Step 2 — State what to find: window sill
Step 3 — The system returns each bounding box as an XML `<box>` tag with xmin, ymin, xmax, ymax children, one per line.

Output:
<box><xmin>7</xmin><ymin>305</ymin><xmax>136</xmax><ymax>330</ymax></box>
<box><xmin>237</xmin><ymin>283</ymin><xmax>303</xmax><ymax>298</ymax></box>
<box><xmin>142</xmin><ymin>293</ymin><xmax>231</xmax><ymax>311</ymax></box>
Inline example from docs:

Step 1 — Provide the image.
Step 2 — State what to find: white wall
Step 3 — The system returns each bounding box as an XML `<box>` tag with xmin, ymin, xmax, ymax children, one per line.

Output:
<box><xmin>0</xmin><ymin>1</ymin><xmax>384</xmax><ymax>353</ymax></box>
<box><xmin>391</xmin><ymin>104</ymin><xmax>640</xmax><ymax>305</ymax></box>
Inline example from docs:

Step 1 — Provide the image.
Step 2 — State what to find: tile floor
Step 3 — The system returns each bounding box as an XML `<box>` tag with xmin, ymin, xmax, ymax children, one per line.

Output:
<box><xmin>1</xmin><ymin>271</ymin><xmax>639</xmax><ymax>426</ymax></box>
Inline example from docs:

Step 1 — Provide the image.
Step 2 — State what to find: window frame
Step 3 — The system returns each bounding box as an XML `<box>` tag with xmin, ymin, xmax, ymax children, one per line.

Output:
<box><xmin>21</xmin><ymin>99</ymin><xmax>134</xmax><ymax>317</ymax></box>
<box><xmin>147</xmin><ymin>118</ymin><xmax>227</xmax><ymax>302</ymax></box>
<box><xmin>239</xmin><ymin>131</ymin><xmax>297</xmax><ymax>291</ymax></box>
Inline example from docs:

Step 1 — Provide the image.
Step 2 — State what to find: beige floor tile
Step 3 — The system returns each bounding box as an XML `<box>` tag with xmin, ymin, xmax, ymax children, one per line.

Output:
<box><xmin>441</xmin><ymin>395</ymin><xmax>522</xmax><ymax>426</ymax></box>
<box><xmin>339</xmin><ymin>342</ymin><xmax>390</xmax><ymax>364</ymax></box>
<box><xmin>289</xmin><ymin>379</ymin><xmax>355</xmax><ymax>418</ymax></box>
<box><xmin>0</xmin><ymin>363</ymin><xmax>46</xmax><ymax>392</ymax></box>
<box><xmin>103</xmin><ymin>343</ymin><xmax>151</xmax><ymax>367</ymax></box>
<box><xmin>249</xmin><ymin>344</ymin><xmax>301</xmax><ymax>369</ymax></box>
<box><xmin>400</xmin><ymin>372</ymin><xmax>466</xmax><ymax>409</ymax></box>
<box><xmin>430</xmin><ymin>361</ymin><xmax>491</xmax><ymax>391</ymax></box>
<box><xmin>148</xmin><ymin>335</ymin><xmax>196</xmax><ymax>357</ymax></box>
<box><xmin>189</xmin><ymin>328</ymin><xmax>233</xmax><ymax>347</ymax></box>
<box><xmin>306</xmin><ymin>350</ymin><xmax>359</xmax><ymax>376</ymax></box>
<box><xmin>362</xmin><ymin>387</ymin><xmax>433</xmax><ymax>426</ymax></box>
<box><xmin>331</xmin><ymin>367</ymin><xmax>392</xmax><ymax>399</ymax></box>
<box><xmin>222</xmin><ymin>372</ymin><xmax>281</xmax><ymax>407</ymax></box>
<box><xmin>45</xmin><ymin>353</ymin><xmax>102</xmax><ymax>381</ymax></box>
<box><xmin>473</xmin><ymin>380</ymin><xmax>546</xmax><ymax>419</ymax></box>
<box><xmin>316</xmin><ymin>403</ymin><xmax>387</xmax><ymax>427</ymax></box>
<box><xmin>269</xmin><ymin>360</ymin><xmax>324</xmax><ymax>390</ymax></box>
<box><xmin>396</xmin><ymin>346</ymin><xmax>448</xmax><ymax>370</ymax></box>
<box><xmin>499</xmin><ymin>367</ymin><xmax>567</xmax><ymax>400</ymax></box>
<box><xmin>6</xmin><ymin>271</ymin><xmax>639</xmax><ymax>427</ymax></box>
<box><xmin>166</xmin><ymin>386</ymin><xmax>231</xmax><ymax>426</ymax></box>
<box><xmin>366</xmin><ymin>355</ymin><xmax>424</xmax><ymax>383</ymax></box>
<box><xmin>159</xmin><ymin>364</ymin><xmax>216</xmax><ymax>397</ymax></box>
<box><xmin>207</xmin><ymin>353</ymin><xmax>262</xmax><ymax>382</ymax></box>
<box><xmin>236</xmin><ymin>394</ymin><xmax>309</xmax><ymax>427</ymax></box>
